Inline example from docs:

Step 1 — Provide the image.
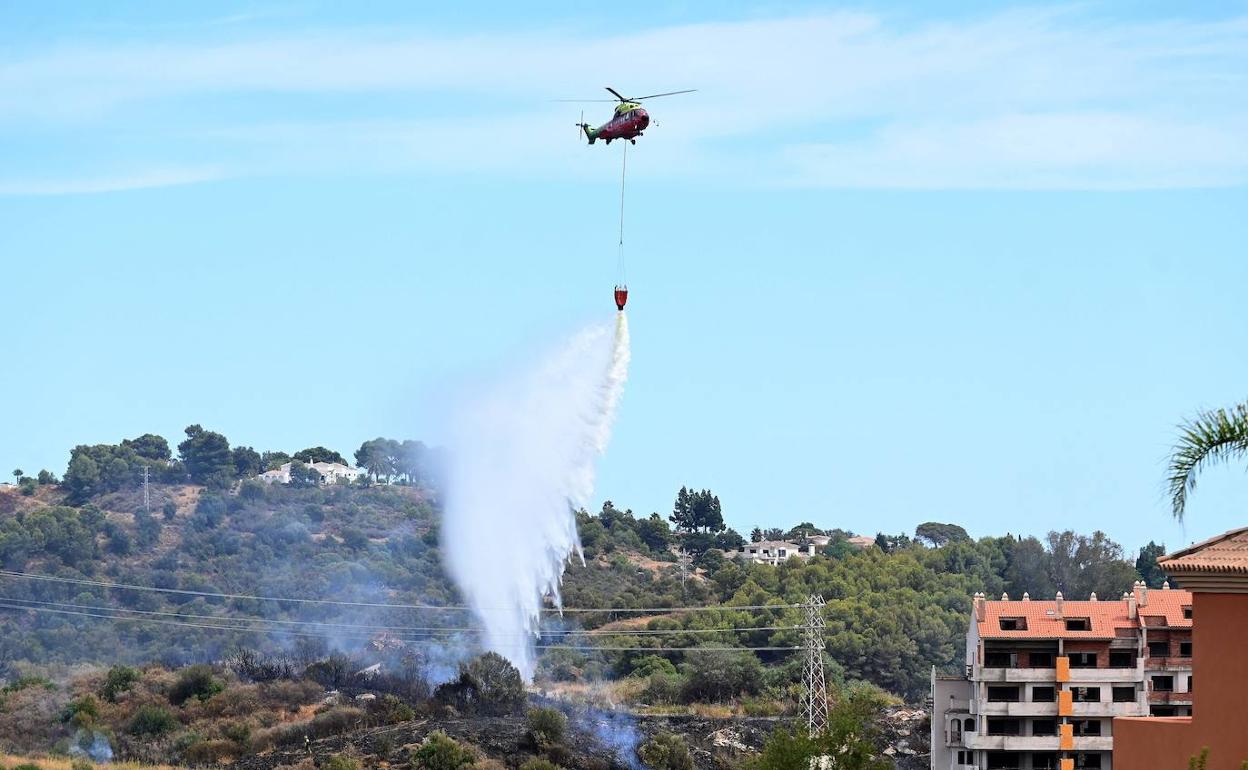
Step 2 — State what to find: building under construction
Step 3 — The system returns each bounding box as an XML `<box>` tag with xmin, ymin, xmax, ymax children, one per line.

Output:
<box><xmin>931</xmin><ymin>581</ymin><xmax>1192</xmax><ymax>770</ymax></box>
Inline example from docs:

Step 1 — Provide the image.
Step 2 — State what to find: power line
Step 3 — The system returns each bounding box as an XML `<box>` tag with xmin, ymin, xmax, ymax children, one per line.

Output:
<box><xmin>0</xmin><ymin>601</ymin><xmax>800</xmax><ymax>652</ymax></box>
<box><xmin>0</xmin><ymin>569</ymin><xmax>801</xmax><ymax>614</ymax></box>
<box><xmin>0</xmin><ymin>595</ymin><xmax>798</xmax><ymax>638</ymax></box>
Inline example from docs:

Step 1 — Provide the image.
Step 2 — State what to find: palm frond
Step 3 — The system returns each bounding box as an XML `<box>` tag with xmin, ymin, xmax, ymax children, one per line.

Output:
<box><xmin>1167</xmin><ymin>401</ymin><xmax>1248</xmax><ymax>520</ymax></box>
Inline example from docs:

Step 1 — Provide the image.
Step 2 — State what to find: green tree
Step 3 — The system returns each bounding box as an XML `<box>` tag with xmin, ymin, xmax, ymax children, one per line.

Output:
<box><xmin>232</xmin><ymin>446</ymin><xmax>263</xmax><ymax>478</ymax></box>
<box><xmin>121</xmin><ymin>433</ymin><xmax>171</xmax><ymax>462</ymax></box>
<box><xmin>669</xmin><ymin>487</ymin><xmax>724</xmax><ymax>533</ymax></box>
<box><xmin>751</xmin><ymin>686</ymin><xmax>889</xmax><ymax>770</ymax></box>
<box><xmin>292</xmin><ymin>446</ymin><xmax>347</xmax><ymax>465</ymax></box>
<box><xmin>1046</xmin><ymin>530</ymin><xmax>1137</xmax><ymax>599</ymax></box>
<box><xmin>1004</xmin><ymin>536</ymin><xmax>1055</xmax><ymax>598</ymax></box>
<box><xmin>12</xmin><ymin>469</ymin><xmax>22</xmax><ymax>485</ymax></box>
<box><xmin>679</xmin><ymin>645</ymin><xmax>762</xmax><ymax>702</ymax></box>
<box><xmin>751</xmin><ymin>527</ymin><xmax>764</xmax><ymax>542</ymax></box>
<box><xmin>1168</xmin><ymin>399</ymin><xmax>1248</xmax><ymax>520</ymax></box>
<box><xmin>101</xmin><ymin>665</ymin><xmax>140</xmax><ymax>702</ymax></box>
<box><xmin>1137</xmin><ymin>541</ymin><xmax>1167</xmax><ymax>588</ymax></box>
<box><xmin>636</xmin><ymin>513</ymin><xmax>673</xmax><ymax>552</ymax></box>
<box><xmin>178</xmin><ymin>425</ymin><xmax>234</xmax><ymax>486</ymax></box>
<box><xmin>289</xmin><ymin>460</ymin><xmax>321</xmax><ymax>488</ymax></box>
<box><xmin>914</xmin><ymin>522</ymin><xmax>971</xmax><ymax>547</ymax></box>
<box><xmin>434</xmin><ymin>652</ymin><xmax>524</xmax><ymax>714</ymax></box>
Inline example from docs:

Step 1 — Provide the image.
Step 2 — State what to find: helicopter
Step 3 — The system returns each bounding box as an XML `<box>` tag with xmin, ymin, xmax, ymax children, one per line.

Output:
<box><xmin>563</xmin><ymin>87</ymin><xmax>696</xmax><ymax>145</ymax></box>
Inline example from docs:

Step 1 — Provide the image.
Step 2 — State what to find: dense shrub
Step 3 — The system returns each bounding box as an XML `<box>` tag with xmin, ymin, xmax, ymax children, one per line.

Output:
<box><xmin>640</xmin><ymin>673</ymin><xmax>684</xmax><ymax>705</ymax></box>
<box><xmin>169</xmin><ymin>664</ymin><xmax>224</xmax><ymax>705</ymax></box>
<box><xmin>128</xmin><ymin>704</ymin><xmax>179</xmax><ymax>736</ymax></box>
<box><xmin>410</xmin><ymin>730</ymin><xmax>475</xmax><ymax>770</ymax></box>
<box><xmin>434</xmin><ymin>653</ymin><xmax>524</xmax><ymax>715</ymax></box>
<box><xmin>679</xmin><ymin>647</ymin><xmax>762</xmax><ymax>703</ymax></box>
<box><xmin>184</xmin><ymin>738</ymin><xmax>240</xmax><ymax>763</ymax></box>
<box><xmin>526</xmin><ymin>706</ymin><xmax>567</xmax><ymax>747</ymax></box>
<box><xmin>60</xmin><ymin>694</ymin><xmax>101</xmax><ymax>728</ymax></box>
<box><xmin>101</xmin><ymin>665</ymin><xmax>140</xmax><ymax>702</ymax></box>
<box><xmin>638</xmin><ymin>733</ymin><xmax>693</xmax><ymax>770</ymax></box>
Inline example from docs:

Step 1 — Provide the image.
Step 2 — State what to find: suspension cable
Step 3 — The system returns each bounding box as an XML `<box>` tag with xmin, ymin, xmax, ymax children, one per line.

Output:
<box><xmin>0</xmin><ymin>602</ymin><xmax>800</xmax><ymax>651</ymax></box>
<box><xmin>0</xmin><ymin>569</ymin><xmax>802</xmax><ymax>614</ymax></box>
<box><xmin>617</xmin><ymin>142</ymin><xmax>627</xmax><ymax>286</ymax></box>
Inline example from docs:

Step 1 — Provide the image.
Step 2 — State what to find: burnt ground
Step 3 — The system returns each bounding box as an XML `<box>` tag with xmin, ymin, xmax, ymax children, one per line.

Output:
<box><xmin>231</xmin><ymin>706</ymin><xmax>928</xmax><ymax>770</ymax></box>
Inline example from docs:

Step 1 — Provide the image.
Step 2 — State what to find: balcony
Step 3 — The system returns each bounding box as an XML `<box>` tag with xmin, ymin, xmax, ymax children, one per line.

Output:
<box><xmin>977</xmin><ymin>663</ymin><xmax>1143</xmax><ymax>683</ymax></box>
<box><xmin>976</xmin><ymin>701</ymin><xmax>1061</xmax><ymax>717</ymax></box>
<box><xmin>963</xmin><ymin>732</ymin><xmax>1062</xmax><ymax>751</ymax></box>
<box><xmin>1145</xmin><ymin>657</ymin><xmax>1192</xmax><ymax>671</ymax></box>
<box><xmin>976</xmin><ymin>665</ymin><xmax>1059</xmax><ymax>683</ymax></box>
<box><xmin>1072</xmin><ymin>736</ymin><xmax>1115</xmax><ymax>752</ymax></box>
<box><xmin>1064</xmin><ymin>665</ymin><xmax>1144</xmax><ymax>684</ymax></box>
<box><xmin>1148</xmin><ymin>691</ymin><xmax>1193</xmax><ymax>705</ymax></box>
<box><xmin>1063</xmin><ymin>701</ymin><xmax>1137</xmax><ymax>717</ymax></box>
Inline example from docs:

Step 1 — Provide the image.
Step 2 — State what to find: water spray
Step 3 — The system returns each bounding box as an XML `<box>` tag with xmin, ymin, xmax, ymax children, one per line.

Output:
<box><xmin>442</xmin><ymin>313</ymin><xmax>630</xmax><ymax>679</ymax></box>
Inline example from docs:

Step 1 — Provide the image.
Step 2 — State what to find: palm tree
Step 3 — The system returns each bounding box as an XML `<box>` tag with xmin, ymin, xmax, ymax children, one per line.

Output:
<box><xmin>1167</xmin><ymin>400</ymin><xmax>1248</xmax><ymax>520</ymax></box>
<box><xmin>11</xmin><ymin>469</ymin><xmax>21</xmax><ymax>485</ymax></box>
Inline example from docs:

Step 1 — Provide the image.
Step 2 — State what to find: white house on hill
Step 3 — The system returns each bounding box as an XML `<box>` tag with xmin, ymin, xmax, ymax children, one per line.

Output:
<box><xmin>257</xmin><ymin>461</ymin><xmax>365</xmax><ymax>486</ymax></box>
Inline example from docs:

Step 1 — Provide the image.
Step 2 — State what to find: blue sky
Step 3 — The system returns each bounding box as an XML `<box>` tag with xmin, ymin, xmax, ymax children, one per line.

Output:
<box><xmin>1</xmin><ymin>1</ymin><xmax>1246</xmax><ymax>556</ymax></box>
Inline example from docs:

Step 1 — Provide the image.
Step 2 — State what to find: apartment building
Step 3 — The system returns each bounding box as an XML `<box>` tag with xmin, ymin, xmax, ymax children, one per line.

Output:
<box><xmin>1115</xmin><ymin>526</ymin><xmax>1248</xmax><ymax>770</ymax></box>
<box><xmin>931</xmin><ymin>582</ymin><xmax>1192</xmax><ymax>770</ymax></box>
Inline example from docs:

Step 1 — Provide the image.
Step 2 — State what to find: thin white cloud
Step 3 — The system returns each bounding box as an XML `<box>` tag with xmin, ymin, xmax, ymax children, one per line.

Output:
<box><xmin>0</xmin><ymin>166</ymin><xmax>225</xmax><ymax>196</ymax></box>
<box><xmin>0</xmin><ymin>8</ymin><xmax>1245</xmax><ymax>189</ymax></box>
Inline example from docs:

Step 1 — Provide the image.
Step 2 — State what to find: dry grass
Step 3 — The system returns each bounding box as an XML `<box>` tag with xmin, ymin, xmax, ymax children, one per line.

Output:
<box><xmin>0</xmin><ymin>755</ymin><xmax>188</xmax><ymax>770</ymax></box>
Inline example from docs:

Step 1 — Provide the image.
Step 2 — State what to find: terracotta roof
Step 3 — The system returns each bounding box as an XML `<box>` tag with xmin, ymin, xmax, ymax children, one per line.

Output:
<box><xmin>978</xmin><ymin>599</ymin><xmax>1135</xmax><ymax>639</ymax></box>
<box><xmin>1161</xmin><ymin>526</ymin><xmax>1248</xmax><ymax>575</ymax></box>
<box><xmin>1135</xmin><ymin>586</ymin><xmax>1192</xmax><ymax>628</ymax></box>
<box><xmin>975</xmin><ymin>588</ymin><xmax>1192</xmax><ymax>638</ymax></box>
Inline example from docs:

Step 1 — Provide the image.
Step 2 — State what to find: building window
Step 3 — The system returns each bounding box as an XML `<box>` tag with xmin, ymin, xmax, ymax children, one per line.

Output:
<box><xmin>1072</xmin><ymin>687</ymin><xmax>1101</xmax><ymax>703</ymax></box>
<box><xmin>956</xmin><ymin>750</ymin><xmax>974</xmax><ymax>766</ymax></box>
<box><xmin>951</xmin><ymin>719</ymin><xmax>962</xmax><ymax>742</ymax></box>
<box><xmin>1065</xmin><ymin>617</ymin><xmax>1090</xmax><ymax>631</ymax></box>
<box><xmin>985</xmin><ymin>651</ymin><xmax>1015</xmax><ymax>667</ymax></box>
<box><xmin>1073</xmin><ymin>720</ymin><xmax>1101</xmax><ymax>736</ymax></box>
<box><xmin>1069</xmin><ymin>652</ymin><xmax>1097</xmax><ymax>668</ymax></box>
<box><xmin>1151</xmin><ymin>705</ymin><xmax>1177</xmax><ymax>716</ymax></box>
<box><xmin>1108</xmin><ymin>651</ymin><xmax>1133</xmax><ymax>667</ymax></box>
<box><xmin>1148</xmin><ymin>641</ymin><xmax>1169</xmax><ymax>657</ymax></box>
<box><xmin>964</xmin><ymin>718</ymin><xmax>976</xmax><ymax>732</ymax></box>
<box><xmin>1152</xmin><ymin>675</ymin><xmax>1174</xmax><ymax>692</ymax></box>
<box><xmin>986</xmin><ymin>718</ymin><xmax>1021</xmax><ymax>736</ymax></box>
<box><xmin>1074</xmin><ymin>753</ymin><xmax>1102</xmax><ymax>769</ymax></box>
<box><xmin>1032</xmin><ymin>718</ymin><xmax>1057</xmax><ymax>736</ymax></box>
<box><xmin>1032</xmin><ymin>686</ymin><xmax>1056</xmax><ymax>703</ymax></box>
<box><xmin>1029</xmin><ymin>651</ymin><xmax>1054</xmax><ymax>667</ymax></box>
<box><xmin>1179</xmin><ymin>641</ymin><xmax>1192</xmax><ymax>657</ymax></box>
<box><xmin>999</xmin><ymin>617</ymin><xmax>1027</xmax><ymax>631</ymax></box>
<box><xmin>1112</xmin><ymin>686</ymin><xmax>1136</xmax><ymax>702</ymax></box>
<box><xmin>986</xmin><ymin>751</ymin><xmax>1021</xmax><ymax>769</ymax></box>
<box><xmin>1182</xmin><ymin>606</ymin><xmax>1192</xmax><ymax>619</ymax></box>
<box><xmin>1186</xmin><ymin>676</ymin><xmax>1193</xmax><ymax>693</ymax></box>
<box><xmin>1033</xmin><ymin>753</ymin><xmax>1059</xmax><ymax>770</ymax></box>
<box><xmin>988</xmin><ymin>686</ymin><xmax>1021</xmax><ymax>702</ymax></box>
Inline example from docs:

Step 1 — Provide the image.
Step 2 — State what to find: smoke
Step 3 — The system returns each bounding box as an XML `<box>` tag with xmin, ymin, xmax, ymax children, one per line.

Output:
<box><xmin>442</xmin><ymin>313</ymin><xmax>630</xmax><ymax>680</ymax></box>
<box><xmin>70</xmin><ymin>729</ymin><xmax>114</xmax><ymax>763</ymax></box>
<box><xmin>577</xmin><ymin>707</ymin><xmax>645</xmax><ymax>770</ymax></box>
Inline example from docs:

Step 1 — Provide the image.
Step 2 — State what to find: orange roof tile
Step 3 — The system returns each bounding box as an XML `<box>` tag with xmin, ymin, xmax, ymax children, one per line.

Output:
<box><xmin>975</xmin><ymin>589</ymin><xmax>1192</xmax><ymax>638</ymax></box>
<box><xmin>1161</xmin><ymin>526</ymin><xmax>1248</xmax><ymax>575</ymax></box>
<box><xmin>1135</xmin><ymin>586</ymin><xmax>1192</xmax><ymax>629</ymax></box>
<box><xmin>979</xmin><ymin>599</ymin><xmax>1134</xmax><ymax>639</ymax></box>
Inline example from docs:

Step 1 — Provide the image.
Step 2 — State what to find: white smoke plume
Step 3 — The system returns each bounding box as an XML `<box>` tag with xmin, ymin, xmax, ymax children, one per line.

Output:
<box><xmin>442</xmin><ymin>313</ymin><xmax>630</xmax><ymax>679</ymax></box>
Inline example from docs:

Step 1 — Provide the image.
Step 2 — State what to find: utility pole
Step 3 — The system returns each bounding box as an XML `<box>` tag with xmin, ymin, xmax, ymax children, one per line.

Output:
<box><xmin>142</xmin><ymin>466</ymin><xmax>150</xmax><ymax>515</ymax></box>
<box><xmin>802</xmin><ymin>594</ymin><xmax>829</xmax><ymax>737</ymax></box>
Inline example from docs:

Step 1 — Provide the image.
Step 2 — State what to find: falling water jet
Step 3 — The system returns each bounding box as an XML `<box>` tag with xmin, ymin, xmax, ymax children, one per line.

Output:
<box><xmin>442</xmin><ymin>313</ymin><xmax>630</xmax><ymax>680</ymax></box>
